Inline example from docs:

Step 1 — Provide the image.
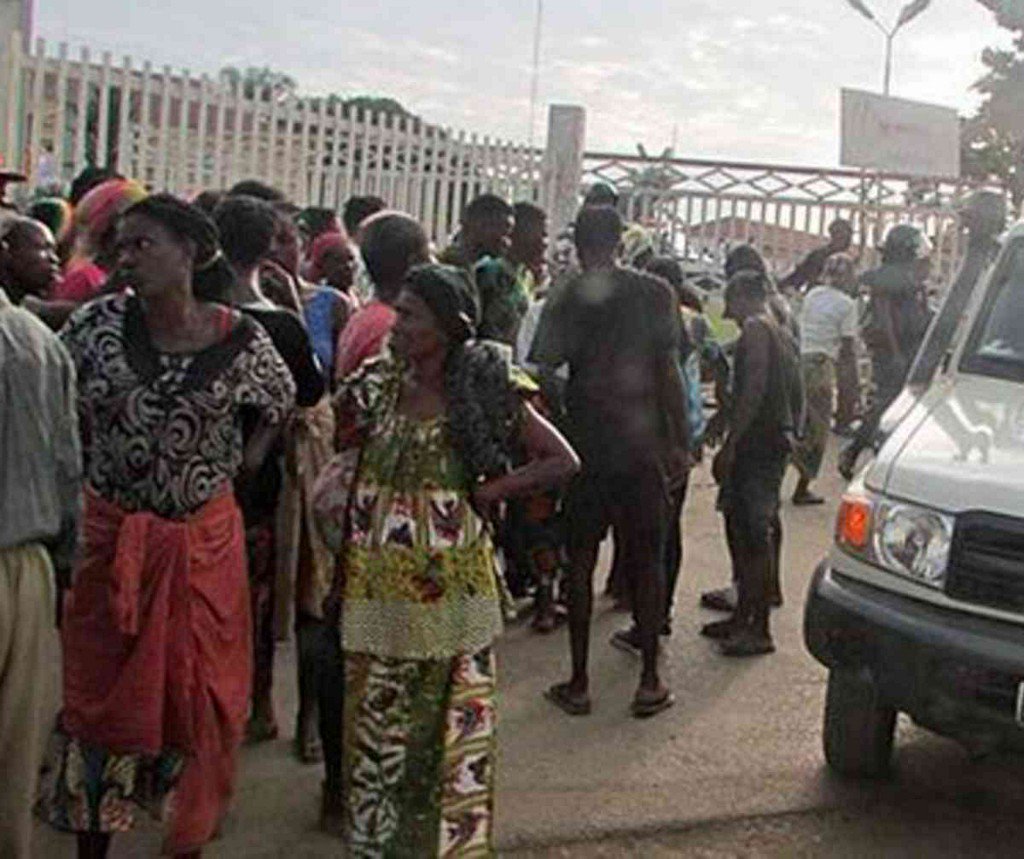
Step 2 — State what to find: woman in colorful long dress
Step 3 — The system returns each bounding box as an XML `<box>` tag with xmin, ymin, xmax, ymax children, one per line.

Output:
<box><xmin>314</xmin><ymin>264</ymin><xmax>579</xmax><ymax>857</ymax></box>
<box><xmin>39</xmin><ymin>195</ymin><xmax>297</xmax><ymax>858</ymax></box>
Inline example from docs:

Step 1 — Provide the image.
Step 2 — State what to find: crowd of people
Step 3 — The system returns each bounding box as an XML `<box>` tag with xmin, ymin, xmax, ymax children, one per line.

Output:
<box><xmin>0</xmin><ymin>165</ymin><xmax>934</xmax><ymax>857</ymax></box>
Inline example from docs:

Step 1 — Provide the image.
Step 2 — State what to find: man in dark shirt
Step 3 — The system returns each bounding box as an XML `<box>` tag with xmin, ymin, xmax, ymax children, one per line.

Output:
<box><xmin>508</xmin><ymin>201</ymin><xmax>547</xmax><ymax>295</ymax></box>
<box><xmin>780</xmin><ymin>218</ymin><xmax>854</xmax><ymax>293</ymax></box>
<box><xmin>839</xmin><ymin>224</ymin><xmax>932</xmax><ymax>478</ymax></box>
<box><xmin>439</xmin><ymin>193</ymin><xmax>514</xmax><ymax>272</ymax></box>
<box><xmin>440</xmin><ymin>194</ymin><xmax>529</xmax><ymax>344</ymax></box>
<box><xmin>707</xmin><ymin>270</ymin><xmax>795</xmax><ymax>656</ymax></box>
<box><xmin>532</xmin><ymin>205</ymin><xmax>688</xmax><ymax>718</ymax></box>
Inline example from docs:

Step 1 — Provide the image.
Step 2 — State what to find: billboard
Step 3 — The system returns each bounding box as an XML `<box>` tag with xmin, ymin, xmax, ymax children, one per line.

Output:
<box><xmin>840</xmin><ymin>88</ymin><xmax>960</xmax><ymax>178</ymax></box>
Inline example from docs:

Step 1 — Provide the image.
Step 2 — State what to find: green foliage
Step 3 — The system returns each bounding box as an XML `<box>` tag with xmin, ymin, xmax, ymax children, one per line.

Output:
<box><xmin>976</xmin><ymin>0</ymin><xmax>1024</xmax><ymax>30</ymax></box>
<box><xmin>960</xmin><ymin>15</ymin><xmax>1024</xmax><ymax>204</ymax></box>
<box><xmin>218</xmin><ymin>66</ymin><xmax>297</xmax><ymax>100</ymax></box>
<box><xmin>218</xmin><ymin>66</ymin><xmax>416</xmax><ymax>120</ymax></box>
<box><xmin>341</xmin><ymin>96</ymin><xmax>415</xmax><ymax>119</ymax></box>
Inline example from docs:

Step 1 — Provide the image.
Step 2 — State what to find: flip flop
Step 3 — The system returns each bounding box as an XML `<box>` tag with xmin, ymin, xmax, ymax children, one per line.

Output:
<box><xmin>532</xmin><ymin>612</ymin><xmax>558</xmax><ymax>634</ymax></box>
<box><xmin>631</xmin><ymin>688</ymin><xmax>675</xmax><ymax>719</ymax></box>
<box><xmin>700</xmin><ymin>617</ymin><xmax>738</xmax><ymax>640</ymax></box>
<box><xmin>532</xmin><ymin>604</ymin><xmax>566</xmax><ymax>633</ymax></box>
<box><xmin>700</xmin><ymin>587</ymin><xmax>736</xmax><ymax>613</ymax></box>
<box><xmin>793</xmin><ymin>492</ymin><xmax>826</xmax><ymax>507</ymax></box>
<box><xmin>719</xmin><ymin>632</ymin><xmax>776</xmax><ymax>657</ymax></box>
<box><xmin>295</xmin><ymin>734</ymin><xmax>324</xmax><ymax>764</ymax></box>
<box><xmin>544</xmin><ymin>682</ymin><xmax>592</xmax><ymax>716</ymax></box>
<box><xmin>320</xmin><ymin>781</ymin><xmax>345</xmax><ymax>836</ymax></box>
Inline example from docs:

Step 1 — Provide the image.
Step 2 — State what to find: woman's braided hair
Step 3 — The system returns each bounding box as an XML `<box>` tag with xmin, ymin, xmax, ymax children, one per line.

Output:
<box><xmin>123</xmin><ymin>193</ymin><xmax>236</xmax><ymax>300</ymax></box>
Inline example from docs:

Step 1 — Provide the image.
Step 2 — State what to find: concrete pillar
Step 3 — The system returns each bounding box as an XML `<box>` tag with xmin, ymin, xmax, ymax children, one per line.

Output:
<box><xmin>542</xmin><ymin>104</ymin><xmax>586</xmax><ymax>239</ymax></box>
<box><xmin>0</xmin><ymin>0</ymin><xmax>30</xmax><ymax>52</ymax></box>
<box><xmin>0</xmin><ymin>0</ymin><xmax>30</xmax><ymax>172</ymax></box>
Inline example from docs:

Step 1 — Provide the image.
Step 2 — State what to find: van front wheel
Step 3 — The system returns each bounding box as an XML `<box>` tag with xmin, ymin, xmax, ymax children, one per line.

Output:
<box><xmin>823</xmin><ymin>667</ymin><xmax>896</xmax><ymax>777</ymax></box>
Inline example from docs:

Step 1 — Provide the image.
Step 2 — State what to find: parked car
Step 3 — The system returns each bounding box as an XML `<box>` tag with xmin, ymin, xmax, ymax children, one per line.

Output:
<box><xmin>804</xmin><ymin>206</ymin><xmax>1024</xmax><ymax>777</ymax></box>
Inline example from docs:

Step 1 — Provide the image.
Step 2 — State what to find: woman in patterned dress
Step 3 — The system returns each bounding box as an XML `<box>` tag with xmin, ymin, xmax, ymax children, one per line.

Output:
<box><xmin>39</xmin><ymin>195</ymin><xmax>297</xmax><ymax>858</ymax></box>
<box><xmin>315</xmin><ymin>264</ymin><xmax>578</xmax><ymax>856</ymax></box>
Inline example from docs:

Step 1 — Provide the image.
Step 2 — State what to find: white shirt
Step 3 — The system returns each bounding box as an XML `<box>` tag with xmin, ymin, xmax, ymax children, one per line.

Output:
<box><xmin>799</xmin><ymin>284</ymin><xmax>858</xmax><ymax>360</ymax></box>
<box><xmin>516</xmin><ymin>298</ymin><xmax>568</xmax><ymax>380</ymax></box>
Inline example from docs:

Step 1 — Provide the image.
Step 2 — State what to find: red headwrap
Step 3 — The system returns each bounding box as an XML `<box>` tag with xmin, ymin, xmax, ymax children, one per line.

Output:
<box><xmin>307</xmin><ymin>231</ymin><xmax>350</xmax><ymax>282</ymax></box>
<box><xmin>72</xmin><ymin>178</ymin><xmax>147</xmax><ymax>255</ymax></box>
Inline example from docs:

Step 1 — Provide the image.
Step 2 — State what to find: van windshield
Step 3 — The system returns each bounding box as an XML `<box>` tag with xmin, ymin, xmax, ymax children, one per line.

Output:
<box><xmin>961</xmin><ymin>239</ymin><xmax>1024</xmax><ymax>382</ymax></box>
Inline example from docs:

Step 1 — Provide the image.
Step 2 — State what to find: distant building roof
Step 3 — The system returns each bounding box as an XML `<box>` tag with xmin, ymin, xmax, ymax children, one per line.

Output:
<box><xmin>684</xmin><ymin>215</ymin><xmax>823</xmax><ymax>265</ymax></box>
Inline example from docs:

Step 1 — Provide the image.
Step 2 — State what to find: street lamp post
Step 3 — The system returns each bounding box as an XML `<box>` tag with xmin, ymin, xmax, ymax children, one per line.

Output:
<box><xmin>844</xmin><ymin>0</ymin><xmax>933</xmax><ymax>96</ymax></box>
<box><xmin>528</xmin><ymin>0</ymin><xmax>544</xmax><ymax>152</ymax></box>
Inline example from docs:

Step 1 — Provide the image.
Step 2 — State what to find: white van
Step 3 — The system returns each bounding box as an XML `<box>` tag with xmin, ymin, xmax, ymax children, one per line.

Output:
<box><xmin>804</xmin><ymin>201</ymin><xmax>1024</xmax><ymax>776</ymax></box>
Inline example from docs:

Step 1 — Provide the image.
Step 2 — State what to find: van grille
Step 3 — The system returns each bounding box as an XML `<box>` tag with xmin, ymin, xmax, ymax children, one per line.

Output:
<box><xmin>946</xmin><ymin>513</ymin><xmax>1024</xmax><ymax>614</ymax></box>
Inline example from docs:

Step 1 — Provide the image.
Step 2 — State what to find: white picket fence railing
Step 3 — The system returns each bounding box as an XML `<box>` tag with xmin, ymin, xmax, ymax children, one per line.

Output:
<box><xmin>0</xmin><ymin>32</ymin><xmax>544</xmax><ymax>245</ymax></box>
<box><xmin>582</xmin><ymin>151</ymin><xmax>980</xmax><ymax>287</ymax></box>
<box><xmin>2</xmin><ymin>29</ymin><xmax>995</xmax><ymax>280</ymax></box>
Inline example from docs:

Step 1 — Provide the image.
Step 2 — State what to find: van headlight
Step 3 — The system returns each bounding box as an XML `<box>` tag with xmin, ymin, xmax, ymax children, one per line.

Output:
<box><xmin>837</xmin><ymin>488</ymin><xmax>954</xmax><ymax>588</ymax></box>
<box><xmin>873</xmin><ymin>501</ymin><xmax>953</xmax><ymax>586</ymax></box>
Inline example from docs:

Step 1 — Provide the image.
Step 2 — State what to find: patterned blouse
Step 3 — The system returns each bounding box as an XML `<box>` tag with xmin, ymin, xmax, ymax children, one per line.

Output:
<box><xmin>316</xmin><ymin>357</ymin><xmax>505</xmax><ymax>661</ymax></box>
<box><xmin>61</xmin><ymin>293</ymin><xmax>296</xmax><ymax>519</ymax></box>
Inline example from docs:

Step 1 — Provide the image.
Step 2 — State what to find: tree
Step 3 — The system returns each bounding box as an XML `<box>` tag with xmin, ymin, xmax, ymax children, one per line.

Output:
<box><xmin>304</xmin><ymin>94</ymin><xmax>417</xmax><ymax>123</ymax></box>
<box><xmin>219</xmin><ymin>66</ymin><xmax>298</xmax><ymax>101</ymax></box>
<box><xmin>218</xmin><ymin>66</ymin><xmax>416</xmax><ymax>121</ymax></box>
<box><xmin>340</xmin><ymin>96</ymin><xmax>415</xmax><ymax>120</ymax></box>
<box><xmin>961</xmin><ymin>7</ymin><xmax>1024</xmax><ymax>206</ymax></box>
<box><xmin>975</xmin><ymin>0</ymin><xmax>1024</xmax><ymax>29</ymax></box>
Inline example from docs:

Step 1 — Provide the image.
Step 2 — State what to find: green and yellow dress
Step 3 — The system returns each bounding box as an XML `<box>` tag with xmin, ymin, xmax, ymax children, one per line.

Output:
<box><xmin>315</xmin><ymin>357</ymin><xmax>504</xmax><ymax>858</ymax></box>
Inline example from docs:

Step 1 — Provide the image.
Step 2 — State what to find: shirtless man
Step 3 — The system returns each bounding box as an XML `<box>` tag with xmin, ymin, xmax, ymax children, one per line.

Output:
<box><xmin>706</xmin><ymin>270</ymin><xmax>797</xmax><ymax>656</ymax></box>
<box><xmin>533</xmin><ymin>205</ymin><xmax>689</xmax><ymax>718</ymax></box>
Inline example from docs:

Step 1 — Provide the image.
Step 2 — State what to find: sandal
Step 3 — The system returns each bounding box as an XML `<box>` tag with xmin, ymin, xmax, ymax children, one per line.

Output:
<box><xmin>295</xmin><ymin>733</ymin><xmax>323</xmax><ymax>764</ymax></box>
<box><xmin>700</xmin><ymin>617</ymin><xmax>738</xmax><ymax>640</ymax></box>
<box><xmin>532</xmin><ymin>603</ymin><xmax>566</xmax><ymax>633</ymax></box>
<box><xmin>838</xmin><ymin>444</ymin><xmax>860</xmax><ymax>481</ymax></box>
<box><xmin>719</xmin><ymin>628</ymin><xmax>776</xmax><ymax>657</ymax></box>
<box><xmin>532</xmin><ymin>611</ymin><xmax>558</xmax><ymax>634</ymax></box>
<box><xmin>245</xmin><ymin>714</ymin><xmax>279</xmax><ymax>745</ymax></box>
<box><xmin>631</xmin><ymin>687</ymin><xmax>675</xmax><ymax>719</ymax></box>
<box><xmin>294</xmin><ymin>710</ymin><xmax>324</xmax><ymax>763</ymax></box>
<box><xmin>320</xmin><ymin>781</ymin><xmax>345</xmax><ymax>836</ymax></box>
<box><xmin>544</xmin><ymin>682</ymin><xmax>592</xmax><ymax>716</ymax></box>
<box><xmin>700</xmin><ymin>586</ymin><xmax>736</xmax><ymax>613</ymax></box>
<box><xmin>610</xmin><ymin>627</ymin><xmax>642</xmax><ymax>656</ymax></box>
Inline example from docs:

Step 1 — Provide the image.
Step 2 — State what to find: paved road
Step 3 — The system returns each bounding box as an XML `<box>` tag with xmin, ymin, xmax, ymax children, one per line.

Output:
<box><xmin>34</xmin><ymin>440</ymin><xmax>1024</xmax><ymax>856</ymax></box>
<box><xmin>514</xmin><ymin>805</ymin><xmax>1024</xmax><ymax>857</ymax></box>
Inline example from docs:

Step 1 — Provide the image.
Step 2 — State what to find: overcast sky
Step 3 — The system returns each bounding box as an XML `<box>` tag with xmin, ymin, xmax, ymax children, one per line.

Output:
<box><xmin>36</xmin><ymin>0</ymin><xmax>1011</xmax><ymax>166</ymax></box>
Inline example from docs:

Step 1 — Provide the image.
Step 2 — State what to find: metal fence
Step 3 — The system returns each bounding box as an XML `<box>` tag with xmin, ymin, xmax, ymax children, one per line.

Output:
<box><xmin>0</xmin><ymin>33</ymin><xmax>543</xmax><ymax>245</ymax></box>
<box><xmin>582</xmin><ymin>151</ymin><xmax>979</xmax><ymax>286</ymax></box>
<box><xmin>0</xmin><ymin>29</ymin><xmax>995</xmax><ymax>277</ymax></box>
